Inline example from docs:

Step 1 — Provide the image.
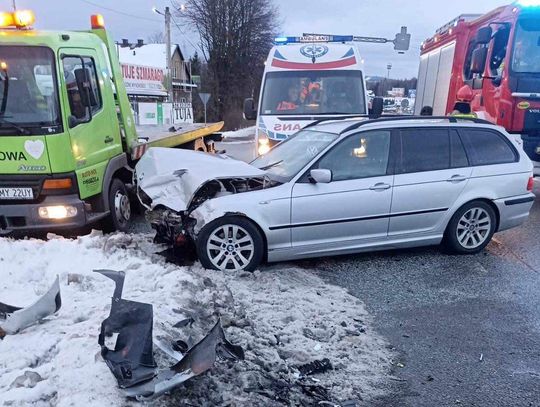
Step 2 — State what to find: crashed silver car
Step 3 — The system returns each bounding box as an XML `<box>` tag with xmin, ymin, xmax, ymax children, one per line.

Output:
<box><xmin>136</xmin><ymin>117</ymin><xmax>535</xmax><ymax>271</ymax></box>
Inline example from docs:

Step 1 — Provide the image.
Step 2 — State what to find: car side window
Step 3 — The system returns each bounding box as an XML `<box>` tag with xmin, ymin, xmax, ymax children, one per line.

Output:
<box><xmin>398</xmin><ymin>128</ymin><xmax>450</xmax><ymax>174</ymax></box>
<box><xmin>62</xmin><ymin>56</ymin><xmax>102</xmax><ymax>121</ymax></box>
<box><xmin>316</xmin><ymin>130</ymin><xmax>391</xmax><ymax>181</ymax></box>
<box><xmin>450</xmin><ymin>130</ymin><xmax>469</xmax><ymax>168</ymax></box>
<box><xmin>458</xmin><ymin>128</ymin><xmax>518</xmax><ymax>166</ymax></box>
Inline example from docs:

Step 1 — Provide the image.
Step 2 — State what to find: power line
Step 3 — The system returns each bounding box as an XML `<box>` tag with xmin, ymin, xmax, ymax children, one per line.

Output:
<box><xmin>79</xmin><ymin>0</ymin><xmax>161</xmax><ymax>23</ymax></box>
<box><xmin>170</xmin><ymin>13</ymin><xmax>200</xmax><ymax>53</ymax></box>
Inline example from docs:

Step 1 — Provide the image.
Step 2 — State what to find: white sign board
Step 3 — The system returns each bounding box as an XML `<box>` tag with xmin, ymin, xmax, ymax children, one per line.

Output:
<box><xmin>137</xmin><ymin>102</ymin><xmax>194</xmax><ymax>126</ymax></box>
<box><xmin>121</xmin><ymin>63</ymin><xmax>167</xmax><ymax>96</ymax></box>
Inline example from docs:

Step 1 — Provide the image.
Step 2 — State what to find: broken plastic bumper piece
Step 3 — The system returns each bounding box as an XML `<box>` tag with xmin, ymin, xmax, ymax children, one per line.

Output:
<box><xmin>96</xmin><ymin>269</ymin><xmax>244</xmax><ymax>400</ymax></box>
<box><xmin>0</xmin><ymin>276</ymin><xmax>61</xmax><ymax>339</ymax></box>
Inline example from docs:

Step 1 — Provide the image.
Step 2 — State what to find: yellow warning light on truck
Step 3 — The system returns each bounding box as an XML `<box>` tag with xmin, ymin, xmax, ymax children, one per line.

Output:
<box><xmin>90</xmin><ymin>14</ymin><xmax>105</xmax><ymax>29</ymax></box>
<box><xmin>0</xmin><ymin>10</ymin><xmax>35</xmax><ymax>28</ymax></box>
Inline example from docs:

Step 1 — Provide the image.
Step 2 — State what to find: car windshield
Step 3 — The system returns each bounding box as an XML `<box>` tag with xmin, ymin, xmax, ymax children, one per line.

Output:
<box><xmin>512</xmin><ymin>18</ymin><xmax>540</xmax><ymax>74</ymax></box>
<box><xmin>0</xmin><ymin>46</ymin><xmax>61</xmax><ymax>134</ymax></box>
<box><xmin>260</xmin><ymin>70</ymin><xmax>366</xmax><ymax>116</ymax></box>
<box><xmin>251</xmin><ymin>129</ymin><xmax>339</xmax><ymax>181</ymax></box>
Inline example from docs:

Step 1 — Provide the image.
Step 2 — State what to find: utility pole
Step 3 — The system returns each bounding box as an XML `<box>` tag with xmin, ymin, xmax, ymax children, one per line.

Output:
<box><xmin>12</xmin><ymin>0</ymin><xmax>16</xmax><ymax>10</ymax></box>
<box><xmin>165</xmin><ymin>6</ymin><xmax>173</xmax><ymax>103</ymax></box>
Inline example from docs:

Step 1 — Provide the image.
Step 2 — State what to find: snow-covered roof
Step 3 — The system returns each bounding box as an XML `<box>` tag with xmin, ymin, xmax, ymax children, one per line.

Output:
<box><xmin>118</xmin><ymin>44</ymin><xmax>180</xmax><ymax>70</ymax></box>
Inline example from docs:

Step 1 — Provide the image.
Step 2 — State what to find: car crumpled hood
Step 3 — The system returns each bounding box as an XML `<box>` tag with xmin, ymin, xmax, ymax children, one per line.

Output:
<box><xmin>135</xmin><ymin>147</ymin><xmax>267</xmax><ymax>212</ymax></box>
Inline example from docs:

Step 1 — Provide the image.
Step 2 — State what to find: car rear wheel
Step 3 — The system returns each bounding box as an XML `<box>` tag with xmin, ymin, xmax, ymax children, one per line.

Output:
<box><xmin>196</xmin><ymin>216</ymin><xmax>264</xmax><ymax>272</ymax></box>
<box><xmin>443</xmin><ymin>201</ymin><xmax>496</xmax><ymax>254</ymax></box>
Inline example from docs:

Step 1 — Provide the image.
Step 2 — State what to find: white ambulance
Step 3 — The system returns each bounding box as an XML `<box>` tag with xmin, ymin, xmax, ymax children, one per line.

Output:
<box><xmin>244</xmin><ymin>35</ymin><xmax>369</xmax><ymax>155</ymax></box>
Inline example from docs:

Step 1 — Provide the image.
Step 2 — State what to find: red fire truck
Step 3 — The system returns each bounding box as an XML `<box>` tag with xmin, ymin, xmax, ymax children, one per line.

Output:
<box><xmin>415</xmin><ymin>1</ymin><xmax>540</xmax><ymax>174</ymax></box>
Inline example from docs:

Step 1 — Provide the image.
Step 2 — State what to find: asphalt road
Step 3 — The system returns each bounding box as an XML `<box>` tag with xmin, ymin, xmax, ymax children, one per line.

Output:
<box><xmin>292</xmin><ymin>182</ymin><xmax>540</xmax><ymax>407</ymax></box>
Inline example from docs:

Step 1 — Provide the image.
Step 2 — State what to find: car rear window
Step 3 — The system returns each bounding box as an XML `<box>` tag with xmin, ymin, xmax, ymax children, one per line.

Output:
<box><xmin>398</xmin><ymin>128</ymin><xmax>450</xmax><ymax>173</ymax></box>
<box><xmin>458</xmin><ymin>129</ymin><xmax>518</xmax><ymax>166</ymax></box>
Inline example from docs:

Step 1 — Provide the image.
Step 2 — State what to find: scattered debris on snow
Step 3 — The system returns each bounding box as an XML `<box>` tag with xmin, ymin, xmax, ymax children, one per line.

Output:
<box><xmin>0</xmin><ymin>232</ymin><xmax>392</xmax><ymax>406</ymax></box>
<box><xmin>0</xmin><ymin>276</ymin><xmax>61</xmax><ymax>339</ymax></box>
<box><xmin>96</xmin><ymin>269</ymin><xmax>243</xmax><ymax>401</ymax></box>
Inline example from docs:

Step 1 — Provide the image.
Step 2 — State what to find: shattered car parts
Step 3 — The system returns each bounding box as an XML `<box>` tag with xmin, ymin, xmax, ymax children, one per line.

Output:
<box><xmin>96</xmin><ymin>269</ymin><xmax>244</xmax><ymax>400</ymax></box>
<box><xmin>136</xmin><ymin>147</ymin><xmax>271</xmax><ymax>213</ymax></box>
<box><xmin>0</xmin><ymin>276</ymin><xmax>61</xmax><ymax>339</ymax></box>
<box><xmin>135</xmin><ymin>147</ymin><xmax>277</xmax><ymax>247</ymax></box>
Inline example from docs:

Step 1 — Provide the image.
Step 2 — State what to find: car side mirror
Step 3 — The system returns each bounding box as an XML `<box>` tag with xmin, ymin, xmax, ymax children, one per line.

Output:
<box><xmin>369</xmin><ymin>97</ymin><xmax>384</xmax><ymax>118</ymax></box>
<box><xmin>471</xmin><ymin>47</ymin><xmax>488</xmax><ymax>74</ymax></box>
<box><xmin>243</xmin><ymin>98</ymin><xmax>257</xmax><ymax>121</ymax></box>
<box><xmin>309</xmin><ymin>169</ymin><xmax>332</xmax><ymax>184</ymax></box>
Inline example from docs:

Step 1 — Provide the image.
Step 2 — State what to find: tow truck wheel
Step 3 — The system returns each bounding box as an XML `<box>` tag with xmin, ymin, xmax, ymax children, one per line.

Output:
<box><xmin>197</xmin><ymin>216</ymin><xmax>264</xmax><ymax>272</ymax></box>
<box><xmin>105</xmin><ymin>178</ymin><xmax>131</xmax><ymax>233</ymax></box>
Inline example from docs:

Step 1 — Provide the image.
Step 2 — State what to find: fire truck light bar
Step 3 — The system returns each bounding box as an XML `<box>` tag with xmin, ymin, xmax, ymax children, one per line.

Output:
<box><xmin>274</xmin><ymin>35</ymin><xmax>354</xmax><ymax>44</ymax></box>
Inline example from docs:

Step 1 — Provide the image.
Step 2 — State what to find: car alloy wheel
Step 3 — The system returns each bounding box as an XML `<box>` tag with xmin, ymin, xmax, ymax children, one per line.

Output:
<box><xmin>206</xmin><ymin>224</ymin><xmax>255</xmax><ymax>271</ymax></box>
<box><xmin>456</xmin><ymin>207</ymin><xmax>492</xmax><ymax>249</ymax></box>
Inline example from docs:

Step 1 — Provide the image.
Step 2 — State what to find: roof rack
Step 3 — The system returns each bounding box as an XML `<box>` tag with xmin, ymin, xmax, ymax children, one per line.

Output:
<box><xmin>303</xmin><ymin>115</ymin><xmax>493</xmax><ymax>132</ymax></box>
<box><xmin>340</xmin><ymin>115</ymin><xmax>493</xmax><ymax>133</ymax></box>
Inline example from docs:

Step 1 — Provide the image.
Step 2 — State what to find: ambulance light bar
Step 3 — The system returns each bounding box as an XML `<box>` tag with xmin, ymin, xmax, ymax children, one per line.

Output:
<box><xmin>274</xmin><ymin>35</ymin><xmax>353</xmax><ymax>44</ymax></box>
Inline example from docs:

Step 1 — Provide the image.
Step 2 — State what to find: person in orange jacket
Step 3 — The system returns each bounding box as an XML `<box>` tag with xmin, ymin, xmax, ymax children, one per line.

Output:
<box><xmin>277</xmin><ymin>83</ymin><xmax>301</xmax><ymax>111</ymax></box>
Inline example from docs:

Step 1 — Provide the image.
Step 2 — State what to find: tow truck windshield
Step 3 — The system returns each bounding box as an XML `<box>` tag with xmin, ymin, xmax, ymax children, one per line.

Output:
<box><xmin>0</xmin><ymin>46</ymin><xmax>61</xmax><ymax>135</ymax></box>
<box><xmin>512</xmin><ymin>18</ymin><xmax>540</xmax><ymax>74</ymax></box>
<box><xmin>260</xmin><ymin>70</ymin><xmax>366</xmax><ymax>116</ymax></box>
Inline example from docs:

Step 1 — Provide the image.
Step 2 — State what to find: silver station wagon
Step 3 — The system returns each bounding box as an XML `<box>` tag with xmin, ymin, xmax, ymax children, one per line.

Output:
<box><xmin>136</xmin><ymin>117</ymin><xmax>535</xmax><ymax>272</ymax></box>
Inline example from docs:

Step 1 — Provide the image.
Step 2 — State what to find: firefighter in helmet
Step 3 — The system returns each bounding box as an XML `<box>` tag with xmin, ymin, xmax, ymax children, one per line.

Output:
<box><xmin>450</xmin><ymin>85</ymin><xmax>477</xmax><ymax>118</ymax></box>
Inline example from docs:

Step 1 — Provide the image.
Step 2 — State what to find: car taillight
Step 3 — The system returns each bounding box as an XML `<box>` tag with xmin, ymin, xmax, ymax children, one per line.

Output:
<box><xmin>527</xmin><ymin>176</ymin><xmax>534</xmax><ymax>192</ymax></box>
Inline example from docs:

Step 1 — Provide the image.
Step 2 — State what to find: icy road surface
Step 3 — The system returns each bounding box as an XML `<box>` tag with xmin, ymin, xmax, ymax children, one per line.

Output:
<box><xmin>0</xmin><ymin>232</ymin><xmax>391</xmax><ymax>406</ymax></box>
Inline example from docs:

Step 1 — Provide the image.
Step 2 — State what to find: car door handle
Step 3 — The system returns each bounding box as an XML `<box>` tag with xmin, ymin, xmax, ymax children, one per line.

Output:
<box><xmin>446</xmin><ymin>174</ymin><xmax>467</xmax><ymax>183</ymax></box>
<box><xmin>369</xmin><ymin>182</ymin><xmax>391</xmax><ymax>191</ymax></box>
<box><xmin>104</xmin><ymin>136</ymin><xmax>114</xmax><ymax>144</ymax></box>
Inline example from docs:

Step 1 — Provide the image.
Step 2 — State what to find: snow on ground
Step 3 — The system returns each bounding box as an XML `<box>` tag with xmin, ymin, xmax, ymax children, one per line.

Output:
<box><xmin>0</xmin><ymin>232</ymin><xmax>392</xmax><ymax>406</ymax></box>
<box><xmin>221</xmin><ymin>126</ymin><xmax>255</xmax><ymax>140</ymax></box>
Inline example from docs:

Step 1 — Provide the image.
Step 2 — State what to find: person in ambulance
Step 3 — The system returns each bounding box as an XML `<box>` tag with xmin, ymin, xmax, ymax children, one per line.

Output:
<box><xmin>276</xmin><ymin>82</ymin><xmax>301</xmax><ymax>111</ymax></box>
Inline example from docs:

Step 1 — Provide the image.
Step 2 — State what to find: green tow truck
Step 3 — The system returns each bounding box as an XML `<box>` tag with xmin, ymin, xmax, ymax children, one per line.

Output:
<box><xmin>0</xmin><ymin>10</ymin><xmax>223</xmax><ymax>235</ymax></box>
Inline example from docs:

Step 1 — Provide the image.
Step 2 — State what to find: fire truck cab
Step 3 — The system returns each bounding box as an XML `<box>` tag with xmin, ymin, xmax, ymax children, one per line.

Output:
<box><xmin>415</xmin><ymin>1</ymin><xmax>540</xmax><ymax>174</ymax></box>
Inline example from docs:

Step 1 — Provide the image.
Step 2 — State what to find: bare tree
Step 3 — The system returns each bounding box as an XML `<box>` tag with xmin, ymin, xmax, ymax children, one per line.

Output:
<box><xmin>176</xmin><ymin>0</ymin><xmax>279</xmax><ymax>128</ymax></box>
<box><xmin>147</xmin><ymin>31</ymin><xmax>166</xmax><ymax>44</ymax></box>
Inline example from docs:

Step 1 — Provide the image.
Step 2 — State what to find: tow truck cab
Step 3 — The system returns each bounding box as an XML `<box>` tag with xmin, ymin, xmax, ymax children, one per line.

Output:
<box><xmin>0</xmin><ymin>11</ymin><xmax>140</xmax><ymax>234</ymax></box>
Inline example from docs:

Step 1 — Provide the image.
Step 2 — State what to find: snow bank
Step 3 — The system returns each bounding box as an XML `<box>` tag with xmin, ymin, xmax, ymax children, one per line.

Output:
<box><xmin>221</xmin><ymin>126</ymin><xmax>255</xmax><ymax>140</ymax></box>
<box><xmin>0</xmin><ymin>233</ymin><xmax>391</xmax><ymax>406</ymax></box>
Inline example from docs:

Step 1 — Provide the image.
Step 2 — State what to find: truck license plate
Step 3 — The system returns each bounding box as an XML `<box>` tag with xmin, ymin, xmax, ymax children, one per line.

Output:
<box><xmin>0</xmin><ymin>187</ymin><xmax>33</xmax><ymax>200</ymax></box>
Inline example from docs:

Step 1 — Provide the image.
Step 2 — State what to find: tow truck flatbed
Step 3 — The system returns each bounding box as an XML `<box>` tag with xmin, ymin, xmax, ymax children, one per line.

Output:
<box><xmin>130</xmin><ymin>122</ymin><xmax>224</xmax><ymax>159</ymax></box>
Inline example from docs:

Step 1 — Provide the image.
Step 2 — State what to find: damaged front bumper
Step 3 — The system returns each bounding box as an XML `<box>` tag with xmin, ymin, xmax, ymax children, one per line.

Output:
<box><xmin>0</xmin><ymin>276</ymin><xmax>61</xmax><ymax>338</ymax></box>
<box><xmin>96</xmin><ymin>269</ymin><xmax>244</xmax><ymax>401</ymax></box>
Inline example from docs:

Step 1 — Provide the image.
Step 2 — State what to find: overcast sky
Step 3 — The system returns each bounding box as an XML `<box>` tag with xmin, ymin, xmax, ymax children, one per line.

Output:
<box><xmin>10</xmin><ymin>0</ymin><xmax>510</xmax><ymax>78</ymax></box>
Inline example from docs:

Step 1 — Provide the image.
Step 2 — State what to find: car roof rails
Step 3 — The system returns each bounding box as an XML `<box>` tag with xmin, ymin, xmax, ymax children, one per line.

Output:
<box><xmin>340</xmin><ymin>115</ymin><xmax>494</xmax><ymax>134</ymax></box>
<box><xmin>302</xmin><ymin>114</ymin><xmax>385</xmax><ymax>130</ymax></box>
